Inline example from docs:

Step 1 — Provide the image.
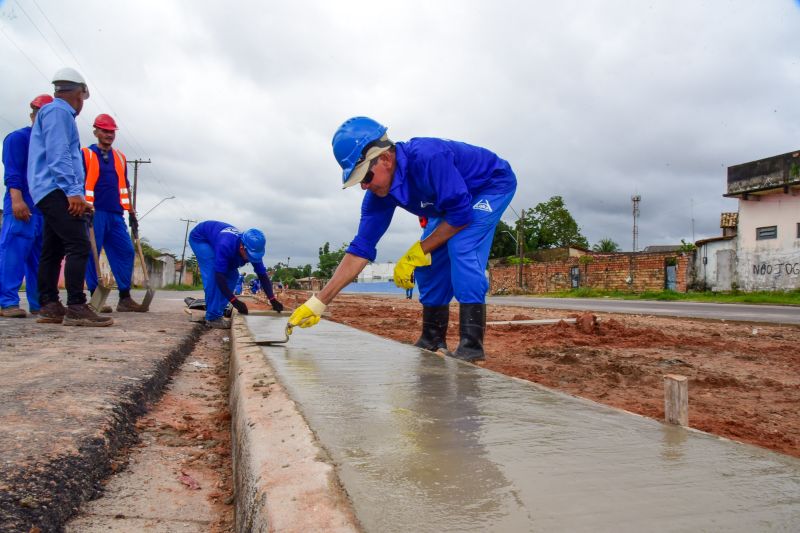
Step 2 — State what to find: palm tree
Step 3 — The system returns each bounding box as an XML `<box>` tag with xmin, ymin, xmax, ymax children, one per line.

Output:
<box><xmin>592</xmin><ymin>238</ymin><xmax>620</xmax><ymax>253</ymax></box>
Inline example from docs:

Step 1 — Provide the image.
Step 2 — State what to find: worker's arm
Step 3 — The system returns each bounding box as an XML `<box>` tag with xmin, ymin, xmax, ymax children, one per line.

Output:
<box><xmin>419</xmin><ymin>220</ymin><xmax>466</xmax><ymax>254</ymax></box>
<box><xmin>287</xmin><ymin>253</ymin><xmax>368</xmax><ymax>330</ymax></box>
<box><xmin>9</xmin><ymin>188</ymin><xmax>31</xmax><ymax>222</ymax></box>
<box><xmin>318</xmin><ymin>253</ymin><xmax>369</xmax><ymax>304</ymax></box>
<box><xmin>215</xmin><ymin>271</ymin><xmax>248</xmax><ymax>314</ymax></box>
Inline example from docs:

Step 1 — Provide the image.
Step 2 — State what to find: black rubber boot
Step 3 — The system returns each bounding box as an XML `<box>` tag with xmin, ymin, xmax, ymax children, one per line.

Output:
<box><xmin>414</xmin><ymin>305</ymin><xmax>450</xmax><ymax>352</ymax></box>
<box><xmin>453</xmin><ymin>303</ymin><xmax>486</xmax><ymax>362</ymax></box>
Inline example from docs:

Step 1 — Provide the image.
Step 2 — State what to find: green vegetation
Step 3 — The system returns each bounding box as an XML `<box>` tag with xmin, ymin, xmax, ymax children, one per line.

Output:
<box><xmin>591</xmin><ymin>238</ymin><xmax>620</xmax><ymax>253</ymax></box>
<box><xmin>490</xmin><ymin>196</ymin><xmax>589</xmax><ymax>259</ymax></box>
<box><xmin>161</xmin><ymin>283</ymin><xmax>199</xmax><ymax>291</ymax></box>
<box><xmin>531</xmin><ymin>288</ymin><xmax>800</xmax><ymax>305</ymax></box>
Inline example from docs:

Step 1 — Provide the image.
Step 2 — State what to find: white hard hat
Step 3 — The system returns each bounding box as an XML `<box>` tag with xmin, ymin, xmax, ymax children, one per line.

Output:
<box><xmin>52</xmin><ymin>67</ymin><xmax>86</xmax><ymax>85</ymax></box>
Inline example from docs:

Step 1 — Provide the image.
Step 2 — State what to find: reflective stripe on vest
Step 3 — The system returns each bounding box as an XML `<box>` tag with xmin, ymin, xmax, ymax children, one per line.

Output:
<box><xmin>82</xmin><ymin>147</ymin><xmax>131</xmax><ymax>211</ymax></box>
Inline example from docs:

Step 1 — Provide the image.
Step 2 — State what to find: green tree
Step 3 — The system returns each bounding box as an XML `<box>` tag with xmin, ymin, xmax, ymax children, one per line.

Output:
<box><xmin>592</xmin><ymin>238</ymin><xmax>620</xmax><ymax>252</ymax></box>
<box><xmin>520</xmin><ymin>196</ymin><xmax>588</xmax><ymax>250</ymax></box>
<box><xmin>490</xmin><ymin>220</ymin><xmax>517</xmax><ymax>259</ymax></box>
<box><xmin>315</xmin><ymin>242</ymin><xmax>348</xmax><ymax>279</ymax></box>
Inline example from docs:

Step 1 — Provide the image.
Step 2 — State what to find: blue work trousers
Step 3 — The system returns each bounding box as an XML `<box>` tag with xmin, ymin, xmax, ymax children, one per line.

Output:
<box><xmin>190</xmin><ymin>236</ymin><xmax>239</xmax><ymax>321</ymax></box>
<box><xmin>0</xmin><ymin>212</ymin><xmax>43</xmax><ymax>311</ymax></box>
<box><xmin>414</xmin><ymin>190</ymin><xmax>515</xmax><ymax>306</ymax></box>
<box><xmin>86</xmin><ymin>209</ymin><xmax>134</xmax><ymax>292</ymax></box>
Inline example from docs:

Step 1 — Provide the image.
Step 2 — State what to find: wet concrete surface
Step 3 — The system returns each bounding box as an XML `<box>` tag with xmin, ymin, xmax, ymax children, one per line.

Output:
<box><xmin>0</xmin><ymin>291</ymin><xmax>203</xmax><ymax>532</ymax></box>
<box><xmin>247</xmin><ymin>315</ymin><xmax>800</xmax><ymax>532</ymax></box>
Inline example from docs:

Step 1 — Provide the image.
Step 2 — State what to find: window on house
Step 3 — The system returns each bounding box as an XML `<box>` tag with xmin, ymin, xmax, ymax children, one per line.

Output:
<box><xmin>756</xmin><ymin>226</ymin><xmax>777</xmax><ymax>240</ymax></box>
<box><xmin>797</xmin><ymin>223</ymin><xmax>800</xmax><ymax>238</ymax></box>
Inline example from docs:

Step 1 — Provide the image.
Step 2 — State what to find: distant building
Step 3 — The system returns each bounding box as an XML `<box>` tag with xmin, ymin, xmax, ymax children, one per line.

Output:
<box><xmin>697</xmin><ymin>149</ymin><xmax>800</xmax><ymax>291</ymax></box>
<box><xmin>357</xmin><ymin>262</ymin><xmax>395</xmax><ymax>283</ymax></box>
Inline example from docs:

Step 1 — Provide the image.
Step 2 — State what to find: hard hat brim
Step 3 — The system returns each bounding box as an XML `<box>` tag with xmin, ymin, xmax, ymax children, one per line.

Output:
<box><xmin>342</xmin><ymin>145</ymin><xmax>392</xmax><ymax>189</ymax></box>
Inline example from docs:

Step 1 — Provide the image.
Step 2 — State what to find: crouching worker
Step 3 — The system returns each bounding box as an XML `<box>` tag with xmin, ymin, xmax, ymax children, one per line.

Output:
<box><xmin>288</xmin><ymin>117</ymin><xmax>516</xmax><ymax>362</ymax></box>
<box><xmin>189</xmin><ymin>221</ymin><xmax>283</xmax><ymax>329</ymax></box>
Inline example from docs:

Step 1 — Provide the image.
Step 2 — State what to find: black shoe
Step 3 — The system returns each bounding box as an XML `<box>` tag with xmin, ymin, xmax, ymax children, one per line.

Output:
<box><xmin>63</xmin><ymin>304</ymin><xmax>114</xmax><ymax>327</ymax></box>
<box><xmin>414</xmin><ymin>305</ymin><xmax>450</xmax><ymax>352</ymax></box>
<box><xmin>452</xmin><ymin>303</ymin><xmax>486</xmax><ymax>362</ymax></box>
<box><xmin>37</xmin><ymin>301</ymin><xmax>66</xmax><ymax>324</ymax></box>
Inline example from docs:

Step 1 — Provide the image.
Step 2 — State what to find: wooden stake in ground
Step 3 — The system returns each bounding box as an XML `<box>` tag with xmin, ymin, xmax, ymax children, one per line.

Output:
<box><xmin>664</xmin><ymin>374</ymin><xmax>688</xmax><ymax>426</ymax></box>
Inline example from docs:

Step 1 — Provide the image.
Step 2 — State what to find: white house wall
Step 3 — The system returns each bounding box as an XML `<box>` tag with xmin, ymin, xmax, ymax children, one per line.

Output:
<box><xmin>695</xmin><ymin>240</ymin><xmax>736</xmax><ymax>291</ymax></box>
<box><xmin>737</xmin><ymin>194</ymin><xmax>800</xmax><ymax>290</ymax></box>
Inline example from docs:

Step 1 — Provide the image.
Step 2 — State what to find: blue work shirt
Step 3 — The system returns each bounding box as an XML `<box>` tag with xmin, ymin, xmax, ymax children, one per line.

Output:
<box><xmin>2</xmin><ymin>126</ymin><xmax>40</xmax><ymax>215</ymax></box>
<box><xmin>190</xmin><ymin>220</ymin><xmax>267</xmax><ymax>275</ymax></box>
<box><xmin>347</xmin><ymin>138</ymin><xmax>517</xmax><ymax>261</ymax></box>
<box><xmin>27</xmin><ymin>98</ymin><xmax>84</xmax><ymax>205</ymax></box>
<box><xmin>83</xmin><ymin>144</ymin><xmax>130</xmax><ymax>213</ymax></box>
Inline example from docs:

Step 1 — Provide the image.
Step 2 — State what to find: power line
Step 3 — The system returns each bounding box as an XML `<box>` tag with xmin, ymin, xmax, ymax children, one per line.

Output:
<box><xmin>12</xmin><ymin>0</ymin><xmax>70</xmax><ymax>66</ymax></box>
<box><xmin>0</xmin><ymin>22</ymin><xmax>49</xmax><ymax>81</ymax></box>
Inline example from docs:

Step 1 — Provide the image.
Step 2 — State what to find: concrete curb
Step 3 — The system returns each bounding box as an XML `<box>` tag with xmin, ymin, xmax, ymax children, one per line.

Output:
<box><xmin>0</xmin><ymin>322</ymin><xmax>205</xmax><ymax>532</ymax></box>
<box><xmin>229</xmin><ymin>316</ymin><xmax>359</xmax><ymax>533</ymax></box>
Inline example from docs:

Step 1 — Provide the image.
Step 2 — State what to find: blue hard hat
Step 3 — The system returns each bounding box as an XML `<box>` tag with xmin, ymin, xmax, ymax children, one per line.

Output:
<box><xmin>241</xmin><ymin>228</ymin><xmax>266</xmax><ymax>262</ymax></box>
<box><xmin>332</xmin><ymin>117</ymin><xmax>388</xmax><ymax>186</ymax></box>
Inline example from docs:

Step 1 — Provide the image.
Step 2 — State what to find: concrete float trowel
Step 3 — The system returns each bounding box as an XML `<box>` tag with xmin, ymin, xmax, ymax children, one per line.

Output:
<box><xmin>87</xmin><ymin>215</ymin><xmax>111</xmax><ymax>313</ymax></box>
<box><xmin>248</xmin><ymin>308</ymin><xmax>296</xmax><ymax>345</ymax></box>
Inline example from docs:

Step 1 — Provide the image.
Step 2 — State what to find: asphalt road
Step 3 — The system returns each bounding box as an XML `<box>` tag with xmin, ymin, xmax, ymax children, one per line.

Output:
<box><xmin>487</xmin><ymin>296</ymin><xmax>800</xmax><ymax>325</ymax></box>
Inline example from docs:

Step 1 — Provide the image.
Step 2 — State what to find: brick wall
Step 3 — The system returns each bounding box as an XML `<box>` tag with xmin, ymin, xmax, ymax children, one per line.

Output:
<box><xmin>489</xmin><ymin>252</ymin><xmax>692</xmax><ymax>294</ymax></box>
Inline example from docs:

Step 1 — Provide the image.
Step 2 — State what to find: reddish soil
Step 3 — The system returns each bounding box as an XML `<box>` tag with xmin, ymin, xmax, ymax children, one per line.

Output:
<box><xmin>132</xmin><ymin>330</ymin><xmax>234</xmax><ymax>532</ymax></box>
<box><xmin>266</xmin><ymin>291</ymin><xmax>800</xmax><ymax>458</ymax></box>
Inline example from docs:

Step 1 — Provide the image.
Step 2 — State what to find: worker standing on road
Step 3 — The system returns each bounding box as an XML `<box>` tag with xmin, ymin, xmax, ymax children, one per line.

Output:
<box><xmin>27</xmin><ymin>68</ymin><xmax>112</xmax><ymax>327</ymax></box>
<box><xmin>82</xmin><ymin>114</ymin><xmax>146</xmax><ymax>313</ymax></box>
<box><xmin>189</xmin><ymin>221</ymin><xmax>284</xmax><ymax>328</ymax></box>
<box><xmin>234</xmin><ymin>272</ymin><xmax>245</xmax><ymax>295</ymax></box>
<box><xmin>288</xmin><ymin>117</ymin><xmax>516</xmax><ymax>362</ymax></box>
<box><xmin>0</xmin><ymin>94</ymin><xmax>53</xmax><ymax>318</ymax></box>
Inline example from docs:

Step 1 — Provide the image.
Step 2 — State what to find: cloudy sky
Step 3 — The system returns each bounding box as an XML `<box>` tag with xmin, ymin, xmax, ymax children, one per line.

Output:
<box><xmin>1</xmin><ymin>0</ymin><xmax>798</xmax><ymax>269</ymax></box>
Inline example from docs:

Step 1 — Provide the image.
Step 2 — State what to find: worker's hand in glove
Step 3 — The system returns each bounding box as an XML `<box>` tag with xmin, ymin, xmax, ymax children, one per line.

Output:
<box><xmin>393</xmin><ymin>241</ymin><xmax>431</xmax><ymax>289</ymax></box>
<box><xmin>128</xmin><ymin>212</ymin><xmax>139</xmax><ymax>236</ymax></box>
<box><xmin>231</xmin><ymin>298</ymin><xmax>248</xmax><ymax>315</ymax></box>
<box><xmin>269</xmin><ymin>297</ymin><xmax>284</xmax><ymax>313</ymax></box>
<box><xmin>287</xmin><ymin>295</ymin><xmax>326</xmax><ymax>333</ymax></box>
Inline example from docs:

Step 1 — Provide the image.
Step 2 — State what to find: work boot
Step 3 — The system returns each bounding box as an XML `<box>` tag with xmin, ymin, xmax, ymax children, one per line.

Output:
<box><xmin>205</xmin><ymin>318</ymin><xmax>231</xmax><ymax>329</ymax></box>
<box><xmin>117</xmin><ymin>296</ymin><xmax>147</xmax><ymax>313</ymax></box>
<box><xmin>1</xmin><ymin>306</ymin><xmax>27</xmax><ymax>318</ymax></box>
<box><xmin>63</xmin><ymin>304</ymin><xmax>114</xmax><ymax>327</ymax></box>
<box><xmin>36</xmin><ymin>301</ymin><xmax>66</xmax><ymax>324</ymax></box>
<box><xmin>414</xmin><ymin>305</ymin><xmax>450</xmax><ymax>352</ymax></box>
<box><xmin>452</xmin><ymin>303</ymin><xmax>486</xmax><ymax>363</ymax></box>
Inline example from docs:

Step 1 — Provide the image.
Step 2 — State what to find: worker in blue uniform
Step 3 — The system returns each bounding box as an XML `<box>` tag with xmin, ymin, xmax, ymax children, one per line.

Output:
<box><xmin>82</xmin><ymin>113</ymin><xmax>145</xmax><ymax>312</ymax></box>
<box><xmin>288</xmin><ymin>117</ymin><xmax>517</xmax><ymax>362</ymax></box>
<box><xmin>189</xmin><ymin>221</ymin><xmax>284</xmax><ymax>328</ymax></box>
<box><xmin>0</xmin><ymin>94</ymin><xmax>53</xmax><ymax>317</ymax></box>
<box><xmin>249</xmin><ymin>277</ymin><xmax>260</xmax><ymax>295</ymax></box>
<box><xmin>234</xmin><ymin>272</ymin><xmax>245</xmax><ymax>295</ymax></box>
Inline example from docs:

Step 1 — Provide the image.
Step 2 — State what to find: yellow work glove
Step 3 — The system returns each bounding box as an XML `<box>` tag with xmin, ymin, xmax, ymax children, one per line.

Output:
<box><xmin>287</xmin><ymin>295</ymin><xmax>327</xmax><ymax>333</ymax></box>
<box><xmin>393</xmin><ymin>241</ymin><xmax>431</xmax><ymax>289</ymax></box>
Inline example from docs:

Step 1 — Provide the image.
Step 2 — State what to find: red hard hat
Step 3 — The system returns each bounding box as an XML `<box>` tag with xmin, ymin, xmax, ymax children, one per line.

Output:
<box><xmin>93</xmin><ymin>113</ymin><xmax>118</xmax><ymax>131</ymax></box>
<box><xmin>30</xmin><ymin>94</ymin><xmax>54</xmax><ymax>109</ymax></box>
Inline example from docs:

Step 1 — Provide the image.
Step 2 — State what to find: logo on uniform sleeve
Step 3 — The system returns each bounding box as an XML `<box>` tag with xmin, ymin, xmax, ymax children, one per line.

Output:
<box><xmin>472</xmin><ymin>199</ymin><xmax>493</xmax><ymax>212</ymax></box>
<box><xmin>221</xmin><ymin>227</ymin><xmax>242</xmax><ymax>236</ymax></box>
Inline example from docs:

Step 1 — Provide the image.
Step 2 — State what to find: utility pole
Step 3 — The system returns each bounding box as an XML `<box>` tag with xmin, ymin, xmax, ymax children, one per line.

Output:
<box><xmin>631</xmin><ymin>195</ymin><xmax>641</xmax><ymax>252</ymax></box>
<box><xmin>126</xmin><ymin>159</ymin><xmax>151</xmax><ymax>211</ymax></box>
<box><xmin>517</xmin><ymin>209</ymin><xmax>525</xmax><ymax>288</ymax></box>
<box><xmin>178</xmin><ymin>218</ymin><xmax>196</xmax><ymax>285</ymax></box>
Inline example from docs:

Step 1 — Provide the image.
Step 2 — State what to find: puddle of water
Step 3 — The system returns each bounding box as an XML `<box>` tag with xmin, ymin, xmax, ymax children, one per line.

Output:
<box><xmin>246</xmin><ymin>316</ymin><xmax>800</xmax><ymax>532</ymax></box>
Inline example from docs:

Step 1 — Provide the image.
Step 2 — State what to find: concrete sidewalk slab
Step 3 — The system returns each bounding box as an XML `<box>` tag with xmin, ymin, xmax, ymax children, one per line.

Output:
<box><xmin>246</xmin><ymin>315</ymin><xmax>800</xmax><ymax>532</ymax></box>
<box><xmin>0</xmin><ymin>295</ymin><xmax>203</xmax><ymax>532</ymax></box>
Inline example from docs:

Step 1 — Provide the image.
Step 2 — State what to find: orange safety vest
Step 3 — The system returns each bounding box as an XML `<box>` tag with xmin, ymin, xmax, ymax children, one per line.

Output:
<box><xmin>82</xmin><ymin>147</ymin><xmax>131</xmax><ymax>211</ymax></box>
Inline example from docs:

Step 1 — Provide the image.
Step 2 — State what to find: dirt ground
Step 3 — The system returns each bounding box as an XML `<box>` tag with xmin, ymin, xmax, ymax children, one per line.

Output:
<box><xmin>268</xmin><ymin>290</ymin><xmax>799</xmax><ymax>458</ymax></box>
